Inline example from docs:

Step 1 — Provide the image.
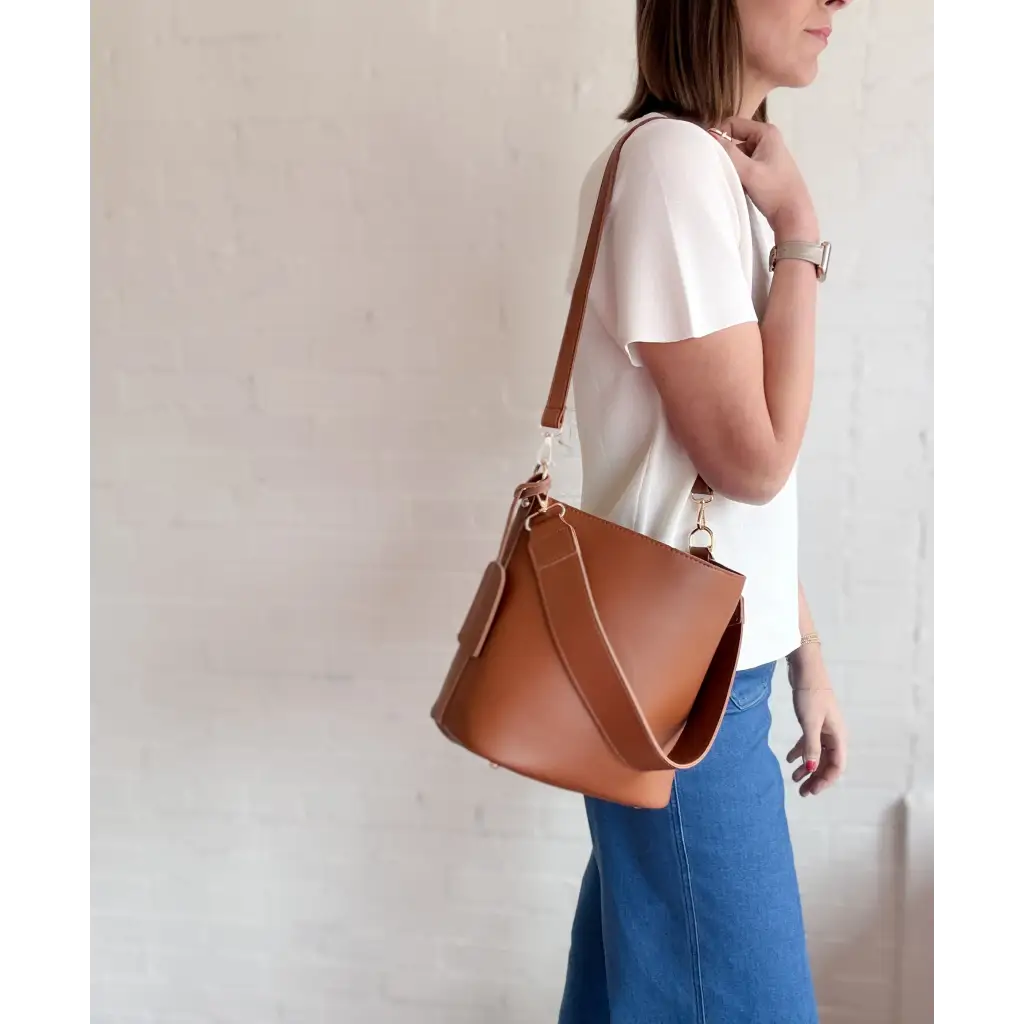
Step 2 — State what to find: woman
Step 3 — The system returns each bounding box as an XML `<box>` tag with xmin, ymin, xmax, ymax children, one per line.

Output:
<box><xmin>558</xmin><ymin>2</ymin><xmax>851</xmax><ymax>1022</ymax></box>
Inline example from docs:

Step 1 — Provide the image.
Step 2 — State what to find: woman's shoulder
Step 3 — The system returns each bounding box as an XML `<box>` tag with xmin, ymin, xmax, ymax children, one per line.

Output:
<box><xmin>623</xmin><ymin>115</ymin><xmax>718</xmax><ymax>152</ymax></box>
<box><xmin>617</xmin><ymin>115</ymin><xmax>736</xmax><ymax>182</ymax></box>
<box><xmin>567</xmin><ymin>116</ymin><xmax>745</xmax><ymax>292</ymax></box>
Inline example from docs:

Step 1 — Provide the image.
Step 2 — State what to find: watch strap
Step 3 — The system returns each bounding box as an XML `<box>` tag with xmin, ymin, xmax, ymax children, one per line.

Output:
<box><xmin>769</xmin><ymin>240</ymin><xmax>831</xmax><ymax>282</ymax></box>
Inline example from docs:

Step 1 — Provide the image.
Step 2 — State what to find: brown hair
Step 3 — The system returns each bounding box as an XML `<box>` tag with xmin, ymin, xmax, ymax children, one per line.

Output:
<box><xmin>620</xmin><ymin>0</ymin><xmax>768</xmax><ymax>126</ymax></box>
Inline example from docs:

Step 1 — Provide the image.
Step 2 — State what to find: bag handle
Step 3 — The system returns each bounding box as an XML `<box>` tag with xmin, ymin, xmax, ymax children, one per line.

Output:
<box><xmin>540</xmin><ymin>115</ymin><xmax>712</xmax><ymax>501</ymax></box>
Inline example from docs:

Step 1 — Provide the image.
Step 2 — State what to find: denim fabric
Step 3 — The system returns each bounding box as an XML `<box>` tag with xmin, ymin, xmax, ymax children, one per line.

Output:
<box><xmin>558</xmin><ymin>661</ymin><xmax>818</xmax><ymax>1024</ymax></box>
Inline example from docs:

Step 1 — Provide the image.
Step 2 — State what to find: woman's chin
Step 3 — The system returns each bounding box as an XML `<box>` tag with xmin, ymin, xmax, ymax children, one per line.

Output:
<box><xmin>777</xmin><ymin>62</ymin><xmax>821</xmax><ymax>89</ymax></box>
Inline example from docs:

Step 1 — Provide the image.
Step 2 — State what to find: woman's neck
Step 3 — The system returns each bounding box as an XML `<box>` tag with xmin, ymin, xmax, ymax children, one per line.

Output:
<box><xmin>739</xmin><ymin>76</ymin><xmax>770</xmax><ymax>119</ymax></box>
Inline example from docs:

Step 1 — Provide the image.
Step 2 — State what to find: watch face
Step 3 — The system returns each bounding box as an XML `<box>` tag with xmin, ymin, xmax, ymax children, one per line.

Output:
<box><xmin>818</xmin><ymin>242</ymin><xmax>832</xmax><ymax>282</ymax></box>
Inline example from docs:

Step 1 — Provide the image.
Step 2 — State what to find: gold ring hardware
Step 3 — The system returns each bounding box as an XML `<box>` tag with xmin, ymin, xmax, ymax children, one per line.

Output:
<box><xmin>688</xmin><ymin>525</ymin><xmax>715</xmax><ymax>553</ymax></box>
<box><xmin>524</xmin><ymin>502</ymin><xmax>567</xmax><ymax>533</ymax></box>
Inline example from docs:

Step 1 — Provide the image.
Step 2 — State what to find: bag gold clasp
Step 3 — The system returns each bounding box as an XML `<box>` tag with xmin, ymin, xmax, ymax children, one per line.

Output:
<box><xmin>689</xmin><ymin>494</ymin><xmax>714</xmax><ymax>556</ymax></box>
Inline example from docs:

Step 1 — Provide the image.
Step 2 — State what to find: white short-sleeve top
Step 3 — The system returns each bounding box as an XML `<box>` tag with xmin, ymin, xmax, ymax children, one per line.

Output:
<box><xmin>567</xmin><ymin>114</ymin><xmax>800</xmax><ymax>671</ymax></box>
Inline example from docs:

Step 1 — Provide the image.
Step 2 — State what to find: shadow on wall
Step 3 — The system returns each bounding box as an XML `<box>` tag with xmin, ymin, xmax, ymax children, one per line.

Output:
<box><xmin>800</xmin><ymin>800</ymin><xmax>933</xmax><ymax>1024</ymax></box>
<box><xmin>811</xmin><ymin>883</ymin><xmax>933</xmax><ymax>1024</ymax></box>
<box><xmin>898</xmin><ymin>885</ymin><xmax>935</xmax><ymax>1024</ymax></box>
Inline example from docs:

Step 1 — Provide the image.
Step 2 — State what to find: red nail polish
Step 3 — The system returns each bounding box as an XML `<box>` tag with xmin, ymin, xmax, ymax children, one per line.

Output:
<box><xmin>806</xmin><ymin>760</ymin><xmax>818</xmax><ymax>772</ymax></box>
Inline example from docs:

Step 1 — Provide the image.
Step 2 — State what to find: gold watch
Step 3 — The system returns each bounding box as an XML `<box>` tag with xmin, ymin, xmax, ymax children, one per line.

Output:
<box><xmin>769</xmin><ymin>241</ymin><xmax>832</xmax><ymax>282</ymax></box>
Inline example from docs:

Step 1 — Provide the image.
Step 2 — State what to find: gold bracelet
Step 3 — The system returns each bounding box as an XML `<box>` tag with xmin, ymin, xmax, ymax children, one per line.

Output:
<box><xmin>799</xmin><ymin>632</ymin><xmax>821</xmax><ymax>647</ymax></box>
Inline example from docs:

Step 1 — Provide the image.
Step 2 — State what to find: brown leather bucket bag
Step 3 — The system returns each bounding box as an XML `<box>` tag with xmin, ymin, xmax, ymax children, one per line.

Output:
<box><xmin>430</xmin><ymin>117</ymin><xmax>746</xmax><ymax>809</ymax></box>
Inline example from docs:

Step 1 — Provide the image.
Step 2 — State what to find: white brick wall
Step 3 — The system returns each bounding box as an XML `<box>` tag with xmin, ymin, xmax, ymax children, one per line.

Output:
<box><xmin>92</xmin><ymin>2</ymin><xmax>933</xmax><ymax>1021</ymax></box>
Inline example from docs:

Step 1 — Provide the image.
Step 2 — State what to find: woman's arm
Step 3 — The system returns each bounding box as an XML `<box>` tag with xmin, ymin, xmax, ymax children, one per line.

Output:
<box><xmin>795</xmin><ymin>579</ymin><xmax>818</xmax><ymax>641</ymax></box>
<box><xmin>785</xmin><ymin>581</ymin><xmax>848</xmax><ymax>797</ymax></box>
<box><xmin>636</xmin><ymin>246</ymin><xmax>818</xmax><ymax>504</ymax></box>
<box><xmin>636</xmin><ymin>120</ymin><xmax>821</xmax><ymax>505</ymax></box>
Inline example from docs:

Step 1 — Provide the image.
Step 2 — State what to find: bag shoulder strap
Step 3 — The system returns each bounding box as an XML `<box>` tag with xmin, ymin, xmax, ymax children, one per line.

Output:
<box><xmin>540</xmin><ymin>115</ymin><xmax>711</xmax><ymax>499</ymax></box>
<box><xmin>527</xmin><ymin>512</ymin><xmax>741</xmax><ymax>771</ymax></box>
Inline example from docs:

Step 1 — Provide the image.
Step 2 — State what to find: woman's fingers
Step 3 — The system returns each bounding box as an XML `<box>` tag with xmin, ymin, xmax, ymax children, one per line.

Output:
<box><xmin>720</xmin><ymin>116</ymin><xmax>773</xmax><ymax>145</ymax></box>
<box><xmin>797</xmin><ymin>731</ymin><xmax>846</xmax><ymax>796</ymax></box>
<box><xmin>800</xmin><ymin>756</ymin><xmax>842</xmax><ymax>797</ymax></box>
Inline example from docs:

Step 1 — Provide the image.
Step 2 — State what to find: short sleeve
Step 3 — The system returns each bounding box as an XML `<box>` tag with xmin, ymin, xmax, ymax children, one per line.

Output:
<box><xmin>589</xmin><ymin>120</ymin><xmax>757</xmax><ymax>367</ymax></box>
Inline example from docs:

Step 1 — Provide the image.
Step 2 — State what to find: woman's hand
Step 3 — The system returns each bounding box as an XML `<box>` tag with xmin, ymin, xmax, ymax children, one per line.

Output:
<box><xmin>713</xmin><ymin>118</ymin><xmax>819</xmax><ymax>239</ymax></box>
<box><xmin>785</xmin><ymin>644</ymin><xmax>848</xmax><ymax>797</ymax></box>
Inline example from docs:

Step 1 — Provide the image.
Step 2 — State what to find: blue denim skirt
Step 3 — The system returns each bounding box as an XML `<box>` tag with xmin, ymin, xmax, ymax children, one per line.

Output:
<box><xmin>558</xmin><ymin>661</ymin><xmax>818</xmax><ymax>1024</ymax></box>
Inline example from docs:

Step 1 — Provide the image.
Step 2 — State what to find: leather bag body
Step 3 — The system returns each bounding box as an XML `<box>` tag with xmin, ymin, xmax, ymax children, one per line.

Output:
<box><xmin>430</xmin><ymin>116</ymin><xmax>746</xmax><ymax>809</ymax></box>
